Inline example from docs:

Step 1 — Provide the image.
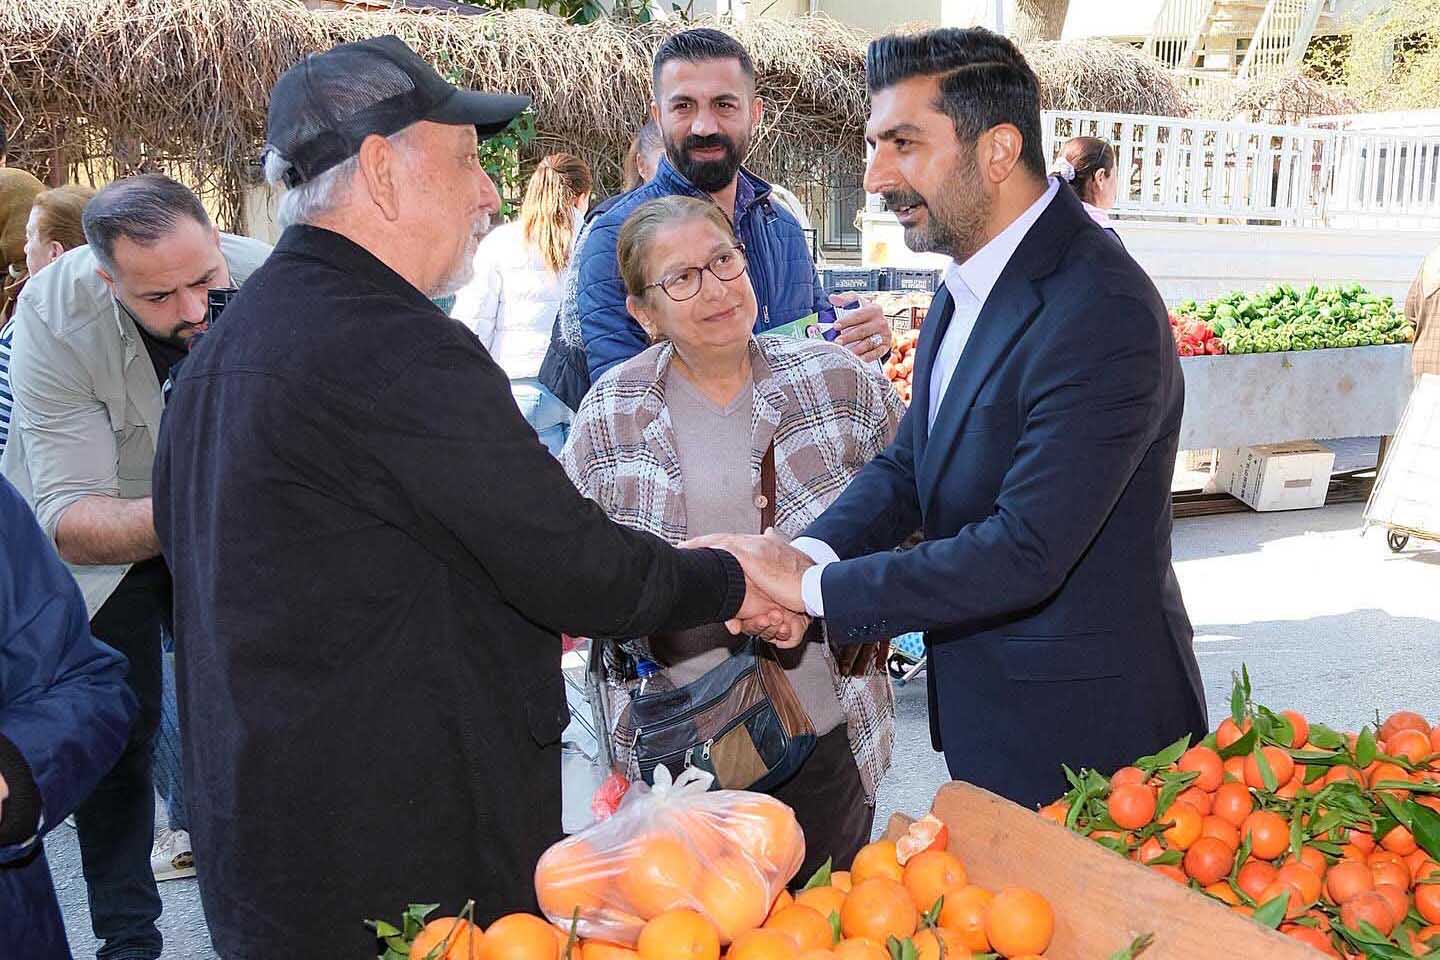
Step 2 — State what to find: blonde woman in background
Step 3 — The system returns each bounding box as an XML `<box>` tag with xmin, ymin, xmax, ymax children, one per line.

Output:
<box><xmin>453</xmin><ymin>153</ymin><xmax>593</xmax><ymax>453</ymax></box>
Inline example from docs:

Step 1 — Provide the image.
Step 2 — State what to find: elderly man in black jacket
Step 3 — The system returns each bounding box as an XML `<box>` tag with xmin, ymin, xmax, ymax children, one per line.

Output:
<box><xmin>152</xmin><ymin>37</ymin><xmax>785</xmax><ymax>959</ymax></box>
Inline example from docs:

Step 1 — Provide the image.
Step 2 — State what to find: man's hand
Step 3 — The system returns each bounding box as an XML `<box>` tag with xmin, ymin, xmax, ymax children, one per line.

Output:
<box><xmin>0</xmin><ymin>770</ymin><xmax>8</xmax><ymax>824</ymax></box>
<box><xmin>830</xmin><ymin>294</ymin><xmax>891</xmax><ymax>364</ymax></box>
<box><xmin>685</xmin><ymin>530</ymin><xmax>815</xmax><ymax>645</ymax></box>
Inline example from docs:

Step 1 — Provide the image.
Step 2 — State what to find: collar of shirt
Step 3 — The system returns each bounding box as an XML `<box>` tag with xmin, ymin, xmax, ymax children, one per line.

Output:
<box><xmin>274</xmin><ymin>224</ymin><xmax>442</xmax><ymax>314</ymax></box>
<box><xmin>942</xmin><ymin>176</ymin><xmax>1061</xmax><ymax>311</ymax></box>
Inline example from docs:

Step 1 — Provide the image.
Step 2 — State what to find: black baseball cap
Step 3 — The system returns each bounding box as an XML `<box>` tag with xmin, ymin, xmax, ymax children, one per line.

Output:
<box><xmin>264</xmin><ymin>35</ymin><xmax>531</xmax><ymax>188</ymax></box>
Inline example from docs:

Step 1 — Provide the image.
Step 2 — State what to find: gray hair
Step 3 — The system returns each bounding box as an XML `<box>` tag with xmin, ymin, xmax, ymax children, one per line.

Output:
<box><xmin>262</xmin><ymin>128</ymin><xmax>417</xmax><ymax>230</ymax></box>
<box><xmin>82</xmin><ymin>174</ymin><xmax>212</xmax><ymax>275</ymax></box>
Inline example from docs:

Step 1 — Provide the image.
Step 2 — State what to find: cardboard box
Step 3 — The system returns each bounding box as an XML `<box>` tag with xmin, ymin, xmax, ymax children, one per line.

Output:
<box><xmin>1214</xmin><ymin>441</ymin><xmax>1336</xmax><ymax>511</ymax></box>
<box><xmin>887</xmin><ymin>782</ymin><xmax>1320</xmax><ymax>960</ymax></box>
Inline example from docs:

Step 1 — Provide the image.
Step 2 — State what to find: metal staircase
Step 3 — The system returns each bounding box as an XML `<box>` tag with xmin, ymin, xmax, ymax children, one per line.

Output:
<box><xmin>1144</xmin><ymin>0</ymin><xmax>1331</xmax><ymax>82</ymax></box>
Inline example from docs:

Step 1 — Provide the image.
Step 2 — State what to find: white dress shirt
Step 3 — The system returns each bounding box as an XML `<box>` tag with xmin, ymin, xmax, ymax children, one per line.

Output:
<box><xmin>791</xmin><ymin>177</ymin><xmax>1061</xmax><ymax>616</ymax></box>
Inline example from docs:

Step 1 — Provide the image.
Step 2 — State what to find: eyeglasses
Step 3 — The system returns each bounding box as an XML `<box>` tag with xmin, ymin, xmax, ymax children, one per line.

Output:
<box><xmin>644</xmin><ymin>244</ymin><xmax>748</xmax><ymax>303</ymax></box>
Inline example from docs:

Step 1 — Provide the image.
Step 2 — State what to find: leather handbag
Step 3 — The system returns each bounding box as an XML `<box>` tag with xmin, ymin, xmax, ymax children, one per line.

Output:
<box><xmin>623</xmin><ymin>441</ymin><xmax>818</xmax><ymax>791</ymax></box>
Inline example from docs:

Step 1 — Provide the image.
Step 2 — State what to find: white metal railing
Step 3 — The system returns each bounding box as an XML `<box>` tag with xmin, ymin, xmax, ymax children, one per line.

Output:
<box><xmin>1042</xmin><ymin>109</ymin><xmax>1440</xmax><ymax>228</ymax></box>
<box><xmin>1237</xmin><ymin>0</ymin><xmax>1326</xmax><ymax>80</ymax></box>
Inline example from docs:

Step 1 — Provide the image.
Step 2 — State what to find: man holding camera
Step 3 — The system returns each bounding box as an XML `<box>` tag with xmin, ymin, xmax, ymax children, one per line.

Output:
<box><xmin>1</xmin><ymin>174</ymin><xmax>269</xmax><ymax>960</ymax></box>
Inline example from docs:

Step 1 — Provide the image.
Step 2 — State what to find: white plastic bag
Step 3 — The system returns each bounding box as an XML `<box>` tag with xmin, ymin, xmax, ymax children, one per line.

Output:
<box><xmin>534</xmin><ymin>768</ymin><xmax>805</xmax><ymax>945</ymax></box>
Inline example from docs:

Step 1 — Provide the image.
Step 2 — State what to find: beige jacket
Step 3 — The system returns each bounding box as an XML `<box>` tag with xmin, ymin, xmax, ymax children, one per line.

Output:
<box><xmin>2</xmin><ymin>233</ymin><xmax>271</xmax><ymax>614</ymax></box>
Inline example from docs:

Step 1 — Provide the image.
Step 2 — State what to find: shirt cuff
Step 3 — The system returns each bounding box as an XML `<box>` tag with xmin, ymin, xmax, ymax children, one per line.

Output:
<box><xmin>790</xmin><ymin>538</ymin><xmax>837</xmax><ymax>619</ymax></box>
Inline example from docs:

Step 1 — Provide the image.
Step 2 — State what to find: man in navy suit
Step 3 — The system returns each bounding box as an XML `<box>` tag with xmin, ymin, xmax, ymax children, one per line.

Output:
<box><xmin>702</xmin><ymin>28</ymin><xmax>1208</xmax><ymax>809</ymax></box>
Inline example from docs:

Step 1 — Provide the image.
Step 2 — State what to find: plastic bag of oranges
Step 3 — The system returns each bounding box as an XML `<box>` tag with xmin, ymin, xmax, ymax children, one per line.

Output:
<box><xmin>533</xmin><ymin>767</ymin><xmax>805</xmax><ymax>946</ymax></box>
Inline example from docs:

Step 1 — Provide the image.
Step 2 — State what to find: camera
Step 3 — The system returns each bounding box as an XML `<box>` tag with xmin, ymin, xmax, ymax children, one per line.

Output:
<box><xmin>206</xmin><ymin>287</ymin><xmax>239</xmax><ymax>327</ymax></box>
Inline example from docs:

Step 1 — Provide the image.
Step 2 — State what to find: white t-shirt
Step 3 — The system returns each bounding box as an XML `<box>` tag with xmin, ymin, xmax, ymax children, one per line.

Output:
<box><xmin>450</xmin><ymin>220</ymin><xmax>571</xmax><ymax>381</ymax></box>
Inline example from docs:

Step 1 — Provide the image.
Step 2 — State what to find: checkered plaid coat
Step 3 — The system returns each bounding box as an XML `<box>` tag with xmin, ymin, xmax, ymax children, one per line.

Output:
<box><xmin>561</xmin><ymin>334</ymin><xmax>904</xmax><ymax>801</ymax></box>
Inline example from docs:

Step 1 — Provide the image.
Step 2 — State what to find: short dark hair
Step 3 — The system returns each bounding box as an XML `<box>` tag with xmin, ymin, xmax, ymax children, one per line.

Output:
<box><xmin>83</xmin><ymin>174</ymin><xmax>212</xmax><ymax>274</ymax></box>
<box><xmin>866</xmin><ymin>28</ymin><xmax>1047</xmax><ymax>180</ymax></box>
<box><xmin>652</xmin><ymin>28</ymin><xmax>755</xmax><ymax>95</ymax></box>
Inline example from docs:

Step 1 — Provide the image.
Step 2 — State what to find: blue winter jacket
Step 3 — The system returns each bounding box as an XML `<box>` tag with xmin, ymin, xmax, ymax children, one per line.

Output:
<box><xmin>0</xmin><ymin>476</ymin><xmax>135</xmax><ymax>959</ymax></box>
<box><xmin>577</xmin><ymin>157</ymin><xmax>834</xmax><ymax>381</ymax></box>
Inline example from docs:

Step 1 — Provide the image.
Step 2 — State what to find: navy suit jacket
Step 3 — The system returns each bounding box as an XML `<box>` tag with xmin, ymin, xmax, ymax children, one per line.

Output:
<box><xmin>803</xmin><ymin>186</ymin><xmax>1207</xmax><ymax>809</ymax></box>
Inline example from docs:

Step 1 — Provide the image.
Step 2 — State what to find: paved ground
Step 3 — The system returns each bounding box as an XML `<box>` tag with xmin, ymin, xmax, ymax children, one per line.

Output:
<box><xmin>50</xmin><ymin>498</ymin><xmax>1440</xmax><ymax>959</ymax></box>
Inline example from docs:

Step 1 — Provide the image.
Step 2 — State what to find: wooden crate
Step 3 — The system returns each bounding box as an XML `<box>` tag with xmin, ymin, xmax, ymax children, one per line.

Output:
<box><xmin>886</xmin><ymin>782</ymin><xmax>1319</xmax><ymax>960</ymax></box>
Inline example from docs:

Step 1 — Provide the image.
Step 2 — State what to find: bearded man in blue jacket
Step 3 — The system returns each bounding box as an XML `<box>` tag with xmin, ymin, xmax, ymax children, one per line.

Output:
<box><xmin>577</xmin><ymin>27</ymin><xmax>894</xmax><ymax>383</ymax></box>
<box><xmin>1</xmin><ymin>475</ymin><xmax>136</xmax><ymax>959</ymax></box>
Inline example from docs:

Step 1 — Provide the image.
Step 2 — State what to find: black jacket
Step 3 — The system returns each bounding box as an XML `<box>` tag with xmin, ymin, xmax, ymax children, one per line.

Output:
<box><xmin>152</xmin><ymin>225</ymin><xmax>744</xmax><ymax>959</ymax></box>
<box><xmin>805</xmin><ymin>186</ymin><xmax>1206</xmax><ymax>809</ymax></box>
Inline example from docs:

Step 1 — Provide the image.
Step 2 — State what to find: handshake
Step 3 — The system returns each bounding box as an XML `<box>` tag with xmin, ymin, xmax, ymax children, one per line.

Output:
<box><xmin>683</xmin><ymin>530</ymin><xmax>816</xmax><ymax>648</ymax></box>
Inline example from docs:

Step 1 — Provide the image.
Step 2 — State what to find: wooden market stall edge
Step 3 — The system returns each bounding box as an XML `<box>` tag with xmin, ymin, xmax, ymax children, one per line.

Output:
<box><xmin>886</xmin><ymin>782</ymin><xmax>1320</xmax><ymax>960</ymax></box>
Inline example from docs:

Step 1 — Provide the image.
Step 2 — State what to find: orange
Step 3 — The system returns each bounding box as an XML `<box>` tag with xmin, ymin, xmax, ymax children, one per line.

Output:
<box><xmin>1387</xmin><ymin>729</ymin><xmax>1431</xmax><ymax>764</ymax></box>
<box><xmin>696</xmin><ymin>855</ymin><xmax>769</xmax><ymax>944</ymax></box>
<box><xmin>770</xmin><ymin>891</ymin><xmax>795</xmax><ymax>918</ymax></box>
<box><xmin>1222</xmin><ymin>755</ymin><xmax>1247</xmax><ymax>783</ymax></box>
<box><xmin>1420</xmin><ymin>873</ymin><xmax>1440</xmax><ymax>924</ymax></box>
<box><xmin>1416</xmin><ymin>869</ymin><xmax>1440</xmax><ymax>921</ymax></box>
<box><xmin>1374</xmin><ymin>884</ymin><xmax>1410</xmax><ymax>927</ymax></box>
<box><xmin>937</xmin><ymin>884</ymin><xmax>993</xmax><ymax>952</ymax></box>
<box><xmin>1162</xmin><ymin>801</ymin><xmax>1204</xmax><ymax>851</ymax></box>
<box><xmin>829</xmin><ymin>872</ymin><xmax>852</xmax><ymax>894</ymax></box>
<box><xmin>1204</xmin><ymin>882</ymin><xmax>1241</xmax><ymax>906</ymax></box>
<box><xmin>1281</xmin><ymin>711</ymin><xmax>1310</xmax><ymax>749</ymax></box>
<box><xmin>1380</xmin><ymin>824</ymin><xmax>1419</xmax><ymax>856</ymax></box>
<box><xmin>1179</xmin><ymin>746</ymin><xmax>1224</xmax><ymax>792</ymax></box>
<box><xmin>1276</xmin><ymin>863</ymin><xmax>1322</xmax><ymax>905</ymax></box>
<box><xmin>1240</xmin><ymin>810</ymin><xmax>1290</xmax><ymax>860</ymax></box>
<box><xmin>1237</xmin><ymin>861</ymin><xmax>1279</xmax><ymax>901</ymax></box>
<box><xmin>726</xmin><ymin>928</ymin><xmax>799</xmax><ymax>960</ymax></box>
<box><xmin>1243</xmin><ymin>747</ymin><xmax>1295</xmax><ymax>791</ymax></box>
<box><xmin>1280</xmin><ymin>924</ymin><xmax>1336</xmax><ymax>955</ymax></box>
<box><xmin>1110</xmin><ymin>766</ymin><xmax>1147</xmax><ymax>788</ymax></box>
<box><xmin>794</xmin><ymin>886</ymin><xmax>846</xmax><ymax>921</ymax></box>
<box><xmin>984</xmin><ymin>887</ymin><xmax>1054</xmax><ymax>958</ymax></box>
<box><xmin>1216</xmin><ymin>718</ymin><xmax>1250</xmax><ymax>749</ymax></box>
<box><xmin>1370</xmin><ymin>859</ymin><xmax>1410</xmax><ymax>893</ymax></box>
<box><xmin>579</xmin><ymin>943</ymin><xmax>639</xmax><ymax>960</ymax></box>
<box><xmin>478</xmin><ymin>914</ymin><xmax>560</xmax><ymax>960</ymax></box>
<box><xmin>1175</xmin><ymin>786</ymin><xmax>1213</xmax><ymax>817</ymax></box>
<box><xmin>1152</xmin><ymin>864</ymin><xmax>1188</xmax><ymax>884</ymax></box>
<box><xmin>1324</xmin><ymin>861</ymin><xmax>1373</xmax><ymax>905</ymax></box>
<box><xmin>619</xmin><ymin>834</ymin><xmax>701</xmax><ymax>920</ymax></box>
<box><xmin>1134</xmin><ymin>837</ymin><xmax>1165</xmax><ymax>865</ymax></box>
<box><xmin>1201</xmin><ymin>815</ymin><xmax>1240</xmax><ymax>852</ymax></box>
<box><xmin>849</xmin><ymin>841</ymin><xmax>903</xmax><ymax>884</ymax></box>
<box><xmin>830</xmin><ymin>940</ymin><xmax>887</xmax><ymax>960</ymax></box>
<box><xmin>1037</xmin><ymin>801</ymin><xmax>1069</xmax><ymax>825</ymax></box>
<box><xmin>912</xmin><ymin>927</ymin><xmax>968</xmax><ymax>960</ymax></box>
<box><xmin>1256</xmin><ymin>880</ymin><xmax>1306</xmax><ymax>919</ymax></box>
<box><xmin>1340</xmin><ymin>891</ymin><xmax>1396</xmax><ymax>937</ymax></box>
<box><xmin>1106</xmin><ymin>783</ymin><xmax>1157</xmax><ymax>830</ymax></box>
<box><xmin>637</xmin><ymin>910</ymin><xmax>718</xmax><ymax>960</ymax></box>
<box><xmin>411</xmin><ymin>917</ymin><xmax>484</xmax><ymax>960</ymax></box>
<box><xmin>536</xmin><ymin>841</ymin><xmax>607</xmax><ymax>921</ymax></box>
<box><xmin>1370</xmin><ymin>762</ymin><xmax>1414</xmax><ymax>798</ymax></box>
<box><xmin>1211</xmin><ymin>782</ymin><xmax>1254</xmax><ymax>827</ymax></box>
<box><xmin>796</xmin><ymin>952</ymin><xmax>835</xmax><ymax>960</ymax></box>
<box><xmin>839</xmin><ymin>878</ymin><xmax>918</xmax><ymax>944</ymax></box>
<box><xmin>1380</xmin><ymin>711</ymin><xmax>1430</xmax><ymax>743</ymax></box>
<box><xmin>1183</xmin><ymin>837</ymin><xmax>1234</xmax><ymax>885</ymax></box>
<box><xmin>1282</xmin><ymin>846</ymin><xmax>1328</xmax><ymax>879</ymax></box>
<box><xmin>902</xmin><ymin>850</ymin><xmax>968</xmax><ymax>913</ymax></box>
<box><xmin>896</xmin><ymin>814</ymin><xmax>951</xmax><ymax>865</ymax></box>
<box><xmin>1408</xmin><ymin>926</ymin><xmax>1440</xmax><ymax>956</ymax></box>
<box><xmin>1348</xmin><ymin>828</ymin><xmax>1377</xmax><ymax>854</ymax></box>
<box><xmin>730</xmin><ymin>799</ymin><xmax>804</xmax><ymax>873</ymax></box>
<box><xmin>764</xmin><ymin>906</ymin><xmax>832</xmax><ymax>952</ymax></box>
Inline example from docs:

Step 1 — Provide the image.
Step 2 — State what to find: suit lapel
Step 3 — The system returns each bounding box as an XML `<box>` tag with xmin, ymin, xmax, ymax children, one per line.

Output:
<box><xmin>910</xmin><ymin>283</ymin><xmax>954</xmax><ymax>466</ymax></box>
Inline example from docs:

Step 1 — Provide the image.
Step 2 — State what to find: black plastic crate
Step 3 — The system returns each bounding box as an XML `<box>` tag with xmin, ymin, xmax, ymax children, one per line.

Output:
<box><xmin>885</xmin><ymin>268</ymin><xmax>941</xmax><ymax>293</ymax></box>
<box><xmin>820</xmin><ymin>267</ymin><xmax>886</xmax><ymax>293</ymax></box>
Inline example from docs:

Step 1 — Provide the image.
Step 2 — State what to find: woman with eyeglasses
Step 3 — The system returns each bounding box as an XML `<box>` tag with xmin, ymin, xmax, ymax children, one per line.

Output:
<box><xmin>561</xmin><ymin>195</ymin><xmax>902</xmax><ymax>876</ymax></box>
